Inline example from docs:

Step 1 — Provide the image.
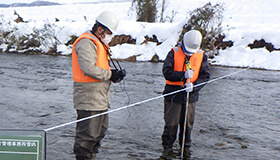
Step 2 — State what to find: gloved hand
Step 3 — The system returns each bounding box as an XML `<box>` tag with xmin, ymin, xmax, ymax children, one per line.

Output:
<box><xmin>110</xmin><ymin>69</ymin><xmax>125</xmax><ymax>83</ymax></box>
<box><xmin>185</xmin><ymin>83</ymin><xmax>193</xmax><ymax>92</ymax></box>
<box><xmin>184</xmin><ymin>69</ymin><xmax>194</xmax><ymax>79</ymax></box>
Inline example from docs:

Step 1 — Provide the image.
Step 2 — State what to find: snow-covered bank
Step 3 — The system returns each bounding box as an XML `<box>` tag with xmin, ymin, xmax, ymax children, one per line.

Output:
<box><xmin>0</xmin><ymin>0</ymin><xmax>280</xmax><ymax>70</ymax></box>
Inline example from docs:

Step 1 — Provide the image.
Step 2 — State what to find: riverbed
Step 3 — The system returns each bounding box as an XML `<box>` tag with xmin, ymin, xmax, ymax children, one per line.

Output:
<box><xmin>0</xmin><ymin>53</ymin><xmax>279</xmax><ymax>160</ymax></box>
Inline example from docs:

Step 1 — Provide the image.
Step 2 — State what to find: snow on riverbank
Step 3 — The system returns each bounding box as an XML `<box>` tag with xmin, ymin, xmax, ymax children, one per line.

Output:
<box><xmin>0</xmin><ymin>0</ymin><xmax>279</xmax><ymax>70</ymax></box>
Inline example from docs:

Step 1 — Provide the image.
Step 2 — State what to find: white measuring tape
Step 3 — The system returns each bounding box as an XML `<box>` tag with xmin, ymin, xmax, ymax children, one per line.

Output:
<box><xmin>44</xmin><ymin>67</ymin><xmax>249</xmax><ymax>132</ymax></box>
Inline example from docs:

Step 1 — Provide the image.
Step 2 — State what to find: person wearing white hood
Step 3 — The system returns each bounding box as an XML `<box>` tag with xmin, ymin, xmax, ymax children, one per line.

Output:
<box><xmin>161</xmin><ymin>30</ymin><xmax>210</xmax><ymax>158</ymax></box>
<box><xmin>72</xmin><ymin>11</ymin><xmax>125</xmax><ymax>160</ymax></box>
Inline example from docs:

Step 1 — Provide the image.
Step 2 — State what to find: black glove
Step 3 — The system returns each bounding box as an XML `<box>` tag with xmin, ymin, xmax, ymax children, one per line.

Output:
<box><xmin>110</xmin><ymin>69</ymin><xmax>125</xmax><ymax>83</ymax></box>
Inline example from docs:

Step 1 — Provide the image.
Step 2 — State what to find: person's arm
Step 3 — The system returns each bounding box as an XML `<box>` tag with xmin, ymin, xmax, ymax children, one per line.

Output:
<box><xmin>193</xmin><ymin>53</ymin><xmax>210</xmax><ymax>92</ymax></box>
<box><xmin>75</xmin><ymin>39</ymin><xmax>111</xmax><ymax>81</ymax></box>
<box><xmin>162</xmin><ymin>49</ymin><xmax>185</xmax><ymax>82</ymax></box>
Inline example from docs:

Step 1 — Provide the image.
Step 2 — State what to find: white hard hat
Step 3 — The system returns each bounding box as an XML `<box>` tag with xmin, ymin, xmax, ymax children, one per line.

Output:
<box><xmin>183</xmin><ymin>30</ymin><xmax>202</xmax><ymax>53</ymax></box>
<box><xmin>96</xmin><ymin>11</ymin><xmax>119</xmax><ymax>34</ymax></box>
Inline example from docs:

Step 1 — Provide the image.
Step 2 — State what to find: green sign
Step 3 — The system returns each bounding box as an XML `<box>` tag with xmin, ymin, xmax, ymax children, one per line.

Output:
<box><xmin>0</xmin><ymin>130</ymin><xmax>46</xmax><ymax>160</ymax></box>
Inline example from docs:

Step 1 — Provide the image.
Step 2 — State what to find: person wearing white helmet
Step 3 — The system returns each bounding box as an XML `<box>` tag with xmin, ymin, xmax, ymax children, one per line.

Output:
<box><xmin>95</xmin><ymin>11</ymin><xmax>119</xmax><ymax>44</ymax></box>
<box><xmin>161</xmin><ymin>30</ymin><xmax>210</xmax><ymax>158</ymax></box>
<box><xmin>72</xmin><ymin>11</ymin><xmax>125</xmax><ymax>160</ymax></box>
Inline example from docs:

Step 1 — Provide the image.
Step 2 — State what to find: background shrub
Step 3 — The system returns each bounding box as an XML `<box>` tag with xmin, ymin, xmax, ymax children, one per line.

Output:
<box><xmin>179</xmin><ymin>2</ymin><xmax>224</xmax><ymax>54</ymax></box>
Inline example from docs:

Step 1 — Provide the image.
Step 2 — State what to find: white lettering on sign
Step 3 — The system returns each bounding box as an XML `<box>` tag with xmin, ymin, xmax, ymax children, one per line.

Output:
<box><xmin>0</xmin><ymin>139</ymin><xmax>37</xmax><ymax>148</ymax></box>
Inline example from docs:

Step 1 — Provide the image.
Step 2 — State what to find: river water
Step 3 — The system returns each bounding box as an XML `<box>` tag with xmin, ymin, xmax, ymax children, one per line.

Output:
<box><xmin>0</xmin><ymin>53</ymin><xmax>279</xmax><ymax>160</ymax></box>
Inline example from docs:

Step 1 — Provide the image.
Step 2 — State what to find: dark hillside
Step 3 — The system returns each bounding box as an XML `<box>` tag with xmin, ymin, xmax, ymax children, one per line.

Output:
<box><xmin>0</xmin><ymin>1</ymin><xmax>60</xmax><ymax>8</ymax></box>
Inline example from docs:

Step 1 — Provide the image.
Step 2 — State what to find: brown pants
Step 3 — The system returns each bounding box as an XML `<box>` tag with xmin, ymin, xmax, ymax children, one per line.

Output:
<box><xmin>74</xmin><ymin>110</ymin><xmax>108</xmax><ymax>158</ymax></box>
<box><xmin>162</xmin><ymin>99</ymin><xmax>196</xmax><ymax>149</ymax></box>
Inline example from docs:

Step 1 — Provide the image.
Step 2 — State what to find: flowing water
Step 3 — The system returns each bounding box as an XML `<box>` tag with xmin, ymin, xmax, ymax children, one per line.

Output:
<box><xmin>0</xmin><ymin>53</ymin><xmax>279</xmax><ymax>160</ymax></box>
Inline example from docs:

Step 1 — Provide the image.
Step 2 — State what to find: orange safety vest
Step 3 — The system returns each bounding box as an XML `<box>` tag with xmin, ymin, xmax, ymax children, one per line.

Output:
<box><xmin>72</xmin><ymin>32</ymin><xmax>110</xmax><ymax>82</ymax></box>
<box><xmin>166</xmin><ymin>47</ymin><xmax>204</xmax><ymax>86</ymax></box>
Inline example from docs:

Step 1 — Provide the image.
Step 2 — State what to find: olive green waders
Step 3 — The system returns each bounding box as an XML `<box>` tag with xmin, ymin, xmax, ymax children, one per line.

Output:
<box><xmin>74</xmin><ymin>110</ymin><xmax>108</xmax><ymax>160</ymax></box>
<box><xmin>161</xmin><ymin>100</ymin><xmax>196</xmax><ymax>150</ymax></box>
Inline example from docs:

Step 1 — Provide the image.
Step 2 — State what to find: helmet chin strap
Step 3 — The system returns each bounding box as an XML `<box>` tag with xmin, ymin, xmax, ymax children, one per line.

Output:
<box><xmin>181</xmin><ymin>40</ymin><xmax>194</xmax><ymax>55</ymax></box>
<box><xmin>101</xmin><ymin>29</ymin><xmax>105</xmax><ymax>35</ymax></box>
<box><xmin>98</xmin><ymin>28</ymin><xmax>105</xmax><ymax>39</ymax></box>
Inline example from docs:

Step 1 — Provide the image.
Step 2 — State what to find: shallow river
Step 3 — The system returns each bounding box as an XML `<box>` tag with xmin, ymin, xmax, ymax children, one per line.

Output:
<box><xmin>0</xmin><ymin>53</ymin><xmax>279</xmax><ymax>160</ymax></box>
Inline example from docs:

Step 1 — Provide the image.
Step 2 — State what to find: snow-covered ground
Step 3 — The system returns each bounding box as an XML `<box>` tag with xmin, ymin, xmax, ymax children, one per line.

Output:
<box><xmin>0</xmin><ymin>0</ymin><xmax>280</xmax><ymax>70</ymax></box>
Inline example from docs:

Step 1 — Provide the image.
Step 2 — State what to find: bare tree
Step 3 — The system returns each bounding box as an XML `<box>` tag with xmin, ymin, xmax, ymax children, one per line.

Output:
<box><xmin>132</xmin><ymin>0</ymin><xmax>157</xmax><ymax>22</ymax></box>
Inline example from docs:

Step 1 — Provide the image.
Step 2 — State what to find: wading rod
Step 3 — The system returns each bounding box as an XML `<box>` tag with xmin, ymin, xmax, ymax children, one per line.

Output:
<box><xmin>181</xmin><ymin>60</ymin><xmax>191</xmax><ymax>158</ymax></box>
<box><xmin>181</xmin><ymin>89</ymin><xmax>189</xmax><ymax>159</ymax></box>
